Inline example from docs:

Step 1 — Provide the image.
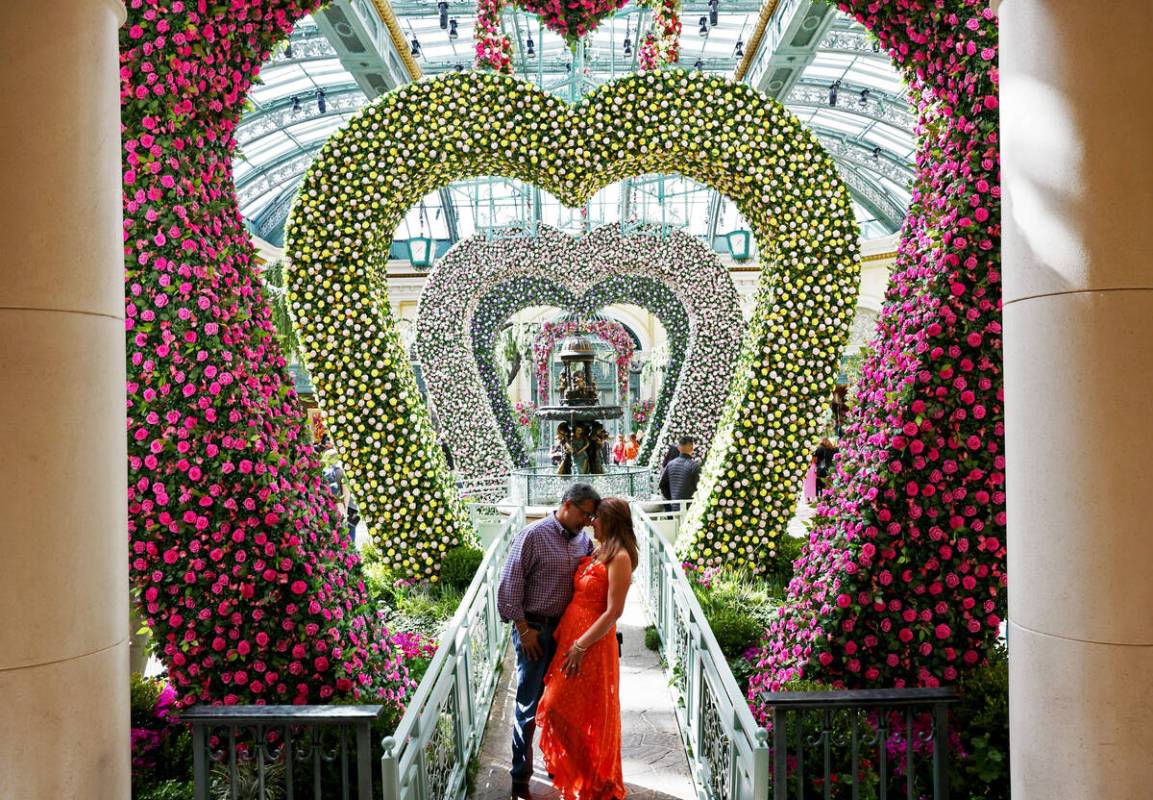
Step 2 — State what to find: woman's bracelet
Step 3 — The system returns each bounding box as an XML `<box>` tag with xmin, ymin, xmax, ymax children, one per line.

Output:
<box><xmin>570</xmin><ymin>641</ymin><xmax>587</xmax><ymax>654</ymax></box>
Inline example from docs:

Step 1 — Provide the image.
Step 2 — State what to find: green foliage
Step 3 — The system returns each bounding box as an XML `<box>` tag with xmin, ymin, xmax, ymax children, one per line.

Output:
<box><xmin>951</xmin><ymin>648</ymin><xmax>1010</xmax><ymax>798</ymax></box>
<box><xmin>644</xmin><ymin>625</ymin><xmax>662</xmax><ymax>652</ymax></box>
<box><xmin>131</xmin><ymin>675</ymin><xmax>193</xmax><ymax>798</ymax></box>
<box><xmin>258</xmin><ymin>260</ymin><xmax>299</xmax><ymax>360</ymax></box>
<box><xmin>706</xmin><ymin>606</ymin><xmax>765</xmax><ymax>659</ymax></box>
<box><xmin>137</xmin><ymin>779</ymin><xmax>195</xmax><ymax>800</ymax></box>
<box><xmin>387</xmin><ymin>582</ymin><xmax>468</xmax><ymax>637</ymax></box>
<box><xmin>211</xmin><ymin>761</ymin><xmax>286</xmax><ymax>800</ymax></box>
<box><xmin>439</xmin><ymin>545</ymin><xmax>485</xmax><ymax>592</ymax></box>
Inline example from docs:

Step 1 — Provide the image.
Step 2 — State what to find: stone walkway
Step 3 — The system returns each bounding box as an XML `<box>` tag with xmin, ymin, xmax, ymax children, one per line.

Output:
<box><xmin>470</xmin><ymin>585</ymin><xmax>696</xmax><ymax>800</ymax></box>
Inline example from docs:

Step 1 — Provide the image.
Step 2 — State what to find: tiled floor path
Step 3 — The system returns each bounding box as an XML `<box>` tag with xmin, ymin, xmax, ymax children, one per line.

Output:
<box><xmin>470</xmin><ymin>586</ymin><xmax>696</xmax><ymax>800</ymax></box>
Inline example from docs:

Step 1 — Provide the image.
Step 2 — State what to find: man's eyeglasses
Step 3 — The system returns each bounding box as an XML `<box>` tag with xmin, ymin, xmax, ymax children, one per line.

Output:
<box><xmin>579</xmin><ymin>507</ymin><xmax>598</xmax><ymax>523</ymax></box>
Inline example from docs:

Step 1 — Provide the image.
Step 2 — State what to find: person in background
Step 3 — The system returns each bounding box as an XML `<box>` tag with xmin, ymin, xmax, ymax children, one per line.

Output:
<box><xmin>322</xmin><ymin>450</ymin><xmax>360</xmax><ymax>541</ymax></box>
<box><xmin>659</xmin><ymin>435</ymin><xmax>701</xmax><ymax>504</ymax></box>
<box><xmin>661</xmin><ymin>440</ymin><xmax>680</xmax><ymax>469</ymax></box>
<box><xmin>497</xmin><ymin>484</ymin><xmax>601</xmax><ymax>799</ymax></box>
<box><xmin>612</xmin><ymin>433</ymin><xmax>626</xmax><ymax>466</ymax></box>
<box><xmin>623</xmin><ymin>432</ymin><xmax>640</xmax><ymax>464</ymax></box>
<box><xmin>814</xmin><ymin>437</ymin><xmax>838</xmax><ymax>496</ymax></box>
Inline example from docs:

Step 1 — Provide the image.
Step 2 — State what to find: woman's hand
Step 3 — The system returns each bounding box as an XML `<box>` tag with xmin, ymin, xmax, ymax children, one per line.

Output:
<box><xmin>562</xmin><ymin>643</ymin><xmax>587</xmax><ymax>677</ymax></box>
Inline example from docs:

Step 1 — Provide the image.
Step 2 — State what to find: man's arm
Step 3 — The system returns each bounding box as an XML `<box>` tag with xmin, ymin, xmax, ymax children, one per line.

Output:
<box><xmin>497</xmin><ymin>529</ymin><xmax>544</xmax><ymax>660</ymax></box>
<box><xmin>658</xmin><ymin>465</ymin><xmax>671</xmax><ymax>500</ymax></box>
<box><xmin>685</xmin><ymin>461</ymin><xmax>701</xmax><ymax>498</ymax></box>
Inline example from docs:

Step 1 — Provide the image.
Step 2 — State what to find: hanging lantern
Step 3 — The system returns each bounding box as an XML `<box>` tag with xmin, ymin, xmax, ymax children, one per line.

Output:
<box><xmin>726</xmin><ymin>229</ymin><xmax>752</xmax><ymax>261</ymax></box>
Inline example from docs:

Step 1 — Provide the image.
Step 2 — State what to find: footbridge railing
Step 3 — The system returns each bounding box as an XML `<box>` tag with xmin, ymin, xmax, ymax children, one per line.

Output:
<box><xmin>634</xmin><ymin>503</ymin><xmax>961</xmax><ymax>800</ymax></box>
<box><xmin>633</xmin><ymin>502</ymin><xmax>772</xmax><ymax>799</ymax></box>
<box><xmin>380</xmin><ymin>503</ymin><xmax>525</xmax><ymax>799</ymax></box>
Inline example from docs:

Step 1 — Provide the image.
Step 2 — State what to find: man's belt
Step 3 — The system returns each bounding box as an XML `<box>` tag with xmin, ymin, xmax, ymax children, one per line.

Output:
<box><xmin>524</xmin><ymin>612</ymin><xmax>561</xmax><ymax>627</ymax></box>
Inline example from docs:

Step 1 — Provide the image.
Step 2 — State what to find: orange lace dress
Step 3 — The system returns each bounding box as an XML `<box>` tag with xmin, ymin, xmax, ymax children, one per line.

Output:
<box><xmin>537</xmin><ymin>556</ymin><xmax>626</xmax><ymax>800</ymax></box>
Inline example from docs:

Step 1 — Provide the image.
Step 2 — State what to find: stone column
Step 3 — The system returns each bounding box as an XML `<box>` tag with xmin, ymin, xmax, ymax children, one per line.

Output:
<box><xmin>0</xmin><ymin>0</ymin><xmax>129</xmax><ymax>797</ymax></box>
<box><xmin>1002</xmin><ymin>2</ymin><xmax>1153</xmax><ymax>796</ymax></box>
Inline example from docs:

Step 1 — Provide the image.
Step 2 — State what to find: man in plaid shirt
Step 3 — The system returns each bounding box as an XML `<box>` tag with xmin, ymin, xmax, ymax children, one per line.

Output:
<box><xmin>498</xmin><ymin>483</ymin><xmax>601</xmax><ymax>798</ymax></box>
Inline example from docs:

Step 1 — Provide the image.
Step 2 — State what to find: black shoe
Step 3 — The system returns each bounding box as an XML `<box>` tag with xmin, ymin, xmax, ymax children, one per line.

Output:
<box><xmin>511</xmin><ymin>780</ymin><xmax>533</xmax><ymax>798</ymax></box>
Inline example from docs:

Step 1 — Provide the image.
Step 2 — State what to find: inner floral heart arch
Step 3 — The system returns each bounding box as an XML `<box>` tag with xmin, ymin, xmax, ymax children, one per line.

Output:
<box><xmin>468</xmin><ymin>273</ymin><xmax>690</xmax><ymax>470</ymax></box>
<box><xmin>287</xmin><ymin>70</ymin><xmax>860</xmax><ymax>577</ymax></box>
<box><xmin>472</xmin><ymin>277</ymin><xmax>687</xmax><ymax>477</ymax></box>
<box><xmin>415</xmin><ymin>224</ymin><xmax>742</xmax><ymax>483</ymax></box>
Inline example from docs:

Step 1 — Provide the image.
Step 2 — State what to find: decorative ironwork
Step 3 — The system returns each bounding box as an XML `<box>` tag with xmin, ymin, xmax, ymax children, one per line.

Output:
<box><xmin>422</xmin><ymin>692</ymin><xmax>459</xmax><ymax>800</ymax></box>
<box><xmin>381</xmin><ymin>508</ymin><xmax>525</xmax><ymax>799</ymax></box>
<box><xmin>509</xmin><ymin>465</ymin><xmax>651</xmax><ymax>505</ymax></box>
<box><xmin>701</xmin><ymin>679</ymin><xmax>735</xmax><ymax>800</ymax></box>
<box><xmin>182</xmin><ymin>705</ymin><xmax>379</xmax><ymax>800</ymax></box>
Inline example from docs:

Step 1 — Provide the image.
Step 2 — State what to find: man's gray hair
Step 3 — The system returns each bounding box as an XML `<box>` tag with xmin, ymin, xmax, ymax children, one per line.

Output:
<box><xmin>562</xmin><ymin>483</ymin><xmax>601</xmax><ymax>507</ymax></box>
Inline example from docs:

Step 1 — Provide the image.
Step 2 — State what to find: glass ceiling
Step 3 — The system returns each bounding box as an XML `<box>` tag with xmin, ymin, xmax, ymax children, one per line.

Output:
<box><xmin>236</xmin><ymin>5</ymin><xmax>914</xmax><ymax>248</ymax></box>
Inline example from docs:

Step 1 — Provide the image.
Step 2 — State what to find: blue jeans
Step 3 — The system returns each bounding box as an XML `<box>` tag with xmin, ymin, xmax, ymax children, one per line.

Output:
<box><xmin>510</xmin><ymin>621</ymin><xmax>558</xmax><ymax>784</ymax></box>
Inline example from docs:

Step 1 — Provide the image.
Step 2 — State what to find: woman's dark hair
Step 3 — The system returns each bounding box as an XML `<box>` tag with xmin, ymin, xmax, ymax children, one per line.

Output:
<box><xmin>596</xmin><ymin>497</ymin><xmax>638</xmax><ymax>570</ymax></box>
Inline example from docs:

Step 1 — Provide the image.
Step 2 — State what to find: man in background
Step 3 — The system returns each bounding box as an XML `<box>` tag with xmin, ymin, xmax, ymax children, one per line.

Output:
<box><xmin>659</xmin><ymin>435</ymin><xmax>701</xmax><ymax>504</ymax></box>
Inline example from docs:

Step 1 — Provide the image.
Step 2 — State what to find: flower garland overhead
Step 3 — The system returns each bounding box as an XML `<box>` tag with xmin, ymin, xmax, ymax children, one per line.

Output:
<box><xmin>533</xmin><ymin>318</ymin><xmax>635</xmax><ymax>403</ymax></box>
<box><xmin>119</xmin><ymin>0</ymin><xmax>411</xmax><ymax>707</ymax></box>
<box><xmin>638</xmin><ymin>0</ymin><xmax>682</xmax><ymax>70</ymax></box>
<box><xmin>287</xmin><ymin>74</ymin><xmax>858</xmax><ymax>574</ymax></box>
<box><xmin>469</xmin><ymin>272</ymin><xmax>690</xmax><ymax>470</ymax></box>
<box><xmin>474</xmin><ymin>0</ymin><xmax>514</xmax><ymax>73</ymax></box>
<box><xmin>748</xmin><ymin>0</ymin><xmax>1005</xmax><ymax>708</ymax></box>
<box><xmin>415</xmin><ymin>224</ymin><xmax>740</xmax><ymax>481</ymax></box>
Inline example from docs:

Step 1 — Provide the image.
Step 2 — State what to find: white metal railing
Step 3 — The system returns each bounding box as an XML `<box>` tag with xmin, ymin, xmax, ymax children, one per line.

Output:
<box><xmin>380</xmin><ymin>505</ymin><xmax>525</xmax><ymax>799</ymax></box>
<box><xmin>633</xmin><ymin>504</ymin><xmax>770</xmax><ymax>800</ymax></box>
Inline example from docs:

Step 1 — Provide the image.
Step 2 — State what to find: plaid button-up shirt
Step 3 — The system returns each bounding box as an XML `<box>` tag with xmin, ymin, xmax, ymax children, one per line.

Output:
<box><xmin>498</xmin><ymin>513</ymin><xmax>593</xmax><ymax>623</ymax></box>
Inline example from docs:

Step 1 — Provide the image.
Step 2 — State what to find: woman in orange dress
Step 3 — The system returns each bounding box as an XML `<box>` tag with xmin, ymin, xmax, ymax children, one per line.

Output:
<box><xmin>537</xmin><ymin>497</ymin><xmax>638</xmax><ymax>799</ymax></box>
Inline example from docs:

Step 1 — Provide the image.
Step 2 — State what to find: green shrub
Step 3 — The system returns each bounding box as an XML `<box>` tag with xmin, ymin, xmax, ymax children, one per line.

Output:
<box><xmin>138</xmin><ymin>779</ymin><xmax>195</xmax><ymax>800</ymax></box>
<box><xmin>951</xmin><ymin>647</ymin><xmax>1009</xmax><ymax>798</ymax></box>
<box><xmin>439</xmin><ymin>545</ymin><xmax>485</xmax><ymax>591</ymax></box>
<box><xmin>706</xmin><ymin>606</ymin><xmax>764</xmax><ymax>659</ymax></box>
<box><xmin>644</xmin><ymin>625</ymin><xmax>661</xmax><ymax>652</ymax></box>
<box><xmin>131</xmin><ymin>675</ymin><xmax>193</xmax><ymax>798</ymax></box>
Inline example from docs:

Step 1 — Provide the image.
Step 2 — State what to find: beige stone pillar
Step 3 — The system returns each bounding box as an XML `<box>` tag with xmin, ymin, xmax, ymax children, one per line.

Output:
<box><xmin>0</xmin><ymin>0</ymin><xmax>130</xmax><ymax>797</ymax></box>
<box><xmin>1002</xmin><ymin>2</ymin><xmax>1153</xmax><ymax>797</ymax></box>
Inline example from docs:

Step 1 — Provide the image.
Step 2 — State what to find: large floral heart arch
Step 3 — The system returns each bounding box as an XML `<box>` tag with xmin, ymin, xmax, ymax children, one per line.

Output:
<box><xmin>416</xmin><ymin>224</ymin><xmax>743</xmax><ymax>482</ymax></box>
<box><xmin>287</xmin><ymin>70</ymin><xmax>860</xmax><ymax>576</ymax></box>
<box><xmin>469</xmin><ymin>273</ymin><xmax>691</xmax><ymax>470</ymax></box>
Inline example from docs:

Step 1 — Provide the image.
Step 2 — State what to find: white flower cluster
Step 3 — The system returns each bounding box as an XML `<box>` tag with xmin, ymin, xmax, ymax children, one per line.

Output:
<box><xmin>286</xmin><ymin>70</ymin><xmax>859</xmax><ymax>575</ymax></box>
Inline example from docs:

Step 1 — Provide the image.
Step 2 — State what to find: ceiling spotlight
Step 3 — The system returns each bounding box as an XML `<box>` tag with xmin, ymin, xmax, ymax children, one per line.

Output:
<box><xmin>828</xmin><ymin>79</ymin><xmax>840</xmax><ymax>106</ymax></box>
<box><xmin>859</xmin><ymin>88</ymin><xmax>870</xmax><ymax>106</ymax></box>
<box><xmin>290</xmin><ymin>95</ymin><xmax>301</xmax><ymax>115</ymax></box>
<box><xmin>449</xmin><ymin>18</ymin><xmax>459</xmax><ymax>39</ymax></box>
<box><xmin>284</xmin><ymin>42</ymin><xmax>294</xmax><ymax>59</ymax></box>
<box><xmin>623</xmin><ymin>37</ymin><xmax>632</xmax><ymax>56</ymax></box>
<box><xmin>438</xmin><ymin>0</ymin><xmax>449</xmax><ymax>29</ymax></box>
<box><xmin>316</xmin><ymin>87</ymin><xmax>326</xmax><ymax>114</ymax></box>
<box><xmin>410</xmin><ymin>36</ymin><xmax>422</xmax><ymax>56</ymax></box>
<box><xmin>454</xmin><ymin>64</ymin><xmax>464</xmax><ymax>72</ymax></box>
<box><xmin>694</xmin><ymin>58</ymin><xmax>703</xmax><ymax>70</ymax></box>
<box><xmin>526</xmin><ymin>35</ymin><xmax>535</xmax><ymax>56</ymax></box>
<box><xmin>872</xmin><ymin>146</ymin><xmax>882</xmax><ymax>160</ymax></box>
<box><xmin>708</xmin><ymin>0</ymin><xmax>718</xmax><ymax>26</ymax></box>
<box><xmin>734</xmin><ymin>39</ymin><xmax>743</xmax><ymax>58</ymax></box>
<box><xmin>698</xmin><ymin>16</ymin><xmax>708</xmax><ymax>35</ymax></box>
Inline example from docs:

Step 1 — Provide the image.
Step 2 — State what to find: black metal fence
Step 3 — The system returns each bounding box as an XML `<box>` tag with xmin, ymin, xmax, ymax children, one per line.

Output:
<box><xmin>764</xmin><ymin>687</ymin><xmax>960</xmax><ymax>800</ymax></box>
<box><xmin>181</xmin><ymin>704</ymin><xmax>381</xmax><ymax>800</ymax></box>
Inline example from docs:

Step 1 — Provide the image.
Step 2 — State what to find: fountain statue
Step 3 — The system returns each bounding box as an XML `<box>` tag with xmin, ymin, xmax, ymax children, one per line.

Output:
<box><xmin>537</xmin><ymin>333</ymin><xmax>623</xmax><ymax>476</ymax></box>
